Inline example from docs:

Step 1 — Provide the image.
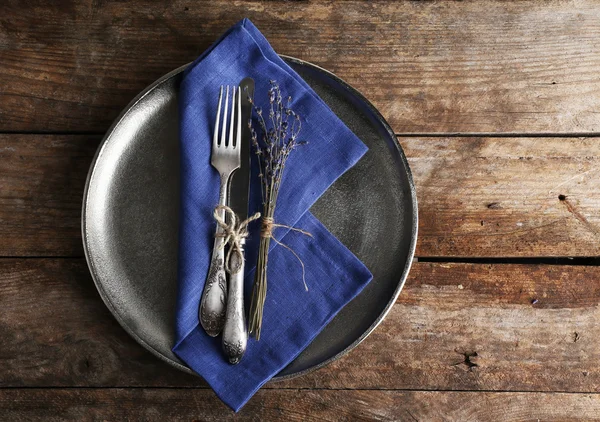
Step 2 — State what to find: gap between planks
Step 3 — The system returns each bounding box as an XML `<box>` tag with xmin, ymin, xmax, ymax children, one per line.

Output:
<box><xmin>1</xmin><ymin>387</ymin><xmax>600</xmax><ymax>395</ymax></box>
<box><xmin>4</xmin><ymin>131</ymin><xmax>600</xmax><ymax>137</ymax></box>
<box><xmin>2</xmin><ymin>256</ymin><xmax>600</xmax><ymax>267</ymax></box>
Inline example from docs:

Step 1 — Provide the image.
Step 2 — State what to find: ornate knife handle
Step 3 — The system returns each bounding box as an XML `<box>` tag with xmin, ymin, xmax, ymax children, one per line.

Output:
<box><xmin>222</xmin><ymin>239</ymin><xmax>248</xmax><ymax>364</ymax></box>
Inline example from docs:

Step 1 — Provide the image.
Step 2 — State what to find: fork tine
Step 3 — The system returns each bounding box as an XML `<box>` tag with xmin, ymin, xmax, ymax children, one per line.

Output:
<box><xmin>236</xmin><ymin>85</ymin><xmax>241</xmax><ymax>149</ymax></box>
<box><xmin>221</xmin><ymin>85</ymin><xmax>230</xmax><ymax>147</ymax></box>
<box><xmin>228</xmin><ymin>86</ymin><xmax>236</xmax><ymax>148</ymax></box>
<box><xmin>213</xmin><ymin>86</ymin><xmax>223</xmax><ymax>149</ymax></box>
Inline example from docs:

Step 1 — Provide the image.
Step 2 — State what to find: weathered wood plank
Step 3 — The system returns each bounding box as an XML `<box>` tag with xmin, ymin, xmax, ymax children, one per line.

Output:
<box><xmin>3</xmin><ymin>258</ymin><xmax>600</xmax><ymax>393</ymax></box>
<box><xmin>0</xmin><ymin>135</ymin><xmax>98</xmax><ymax>256</ymax></box>
<box><xmin>290</xmin><ymin>261</ymin><xmax>600</xmax><ymax>392</ymax></box>
<box><xmin>1</xmin><ymin>1</ymin><xmax>600</xmax><ymax>133</ymax></box>
<box><xmin>3</xmin><ymin>135</ymin><xmax>600</xmax><ymax>257</ymax></box>
<box><xmin>0</xmin><ymin>258</ymin><xmax>201</xmax><ymax>387</ymax></box>
<box><xmin>403</xmin><ymin>137</ymin><xmax>600</xmax><ymax>257</ymax></box>
<box><xmin>1</xmin><ymin>389</ymin><xmax>600</xmax><ymax>421</ymax></box>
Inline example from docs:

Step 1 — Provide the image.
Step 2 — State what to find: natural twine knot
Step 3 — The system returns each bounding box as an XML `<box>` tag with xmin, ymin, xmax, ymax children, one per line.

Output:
<box><xmin>214</xmin><ymin>205</ymin><xmax>261</xmax><ymax>274</ymax></box>
<box><xmin>259</xmin><ymin>215</ymin><xmax>313</xmax><ymax>291</ymax></box>
<box><xmin>261</xmin><ymin>216</ymin><xmax>312</xmax><ymax>239</ymax></box>
<box><xmin>260</xmin><ymin>217</ymin><xmax>275</xmax><ymax>238</ymax></box>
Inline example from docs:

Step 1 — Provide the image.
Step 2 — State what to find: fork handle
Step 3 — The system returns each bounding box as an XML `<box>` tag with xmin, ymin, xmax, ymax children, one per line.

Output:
<box><xmin>199</xmin><ymin>175</ymin><xmax>229</xmax><ymax>337</ymax></box>
<box><xmin>222</xmin><ymin>238</ymin><xmax>247</xmax><ymax>364</ymax></box>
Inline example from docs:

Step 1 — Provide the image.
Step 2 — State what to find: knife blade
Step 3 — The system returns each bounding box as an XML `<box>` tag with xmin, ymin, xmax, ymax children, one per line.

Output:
<box><xmin>222</xmin><ymin>77</ymin><xmax>254</xmax><ymax>365</ymax></box>
<box><xmin>227</xmin><ymin>77</ymin><xmax>254</xmax><ymax>218</ymax></box>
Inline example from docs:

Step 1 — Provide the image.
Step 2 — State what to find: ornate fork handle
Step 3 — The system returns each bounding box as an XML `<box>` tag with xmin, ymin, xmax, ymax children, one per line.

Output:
<box><xmin>199</xmin><ymin>173</ymin><xmax>230</xmax><ymax>336</ymax></box>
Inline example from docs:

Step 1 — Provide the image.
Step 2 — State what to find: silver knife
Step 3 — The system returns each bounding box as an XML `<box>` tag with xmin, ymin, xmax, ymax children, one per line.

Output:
<box><xmin>222</xmin><ymin>77</ymin><xmax>254</xmax><ymax>364</ymax></box>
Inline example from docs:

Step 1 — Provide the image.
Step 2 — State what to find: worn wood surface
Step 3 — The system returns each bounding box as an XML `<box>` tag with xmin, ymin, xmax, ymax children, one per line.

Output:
<box><xmin>0</xmin><ymin>135</ymin><xmax>98</xmax><ymax>257</ymax></box>
<box><xmin>3</xmin><ymin>0</ymin><xmax>600</xmax><ymax>420</ymax></box>
<box><xmin>403</xmin><ymin>137</ymin><xmax>600</xmax><ymax>257</ymax></box>
<box><xmin>1</xmin><ymin>0</ymin><xmax>600</xmax><ymax>133</ymax></box>
<box><xmin>3</xmin><ymin>134</ymin><xmax>600</xmax><ymax>258</ymax></box>
<box><xmin>2</xmin><ymin>389</ymin><xmax>600</xmax><ymax>421</ymax></box>
<box><xmin>3</xmin><ymin>258</ymin><xmax>600</xmax><ymax>394</ymax></box>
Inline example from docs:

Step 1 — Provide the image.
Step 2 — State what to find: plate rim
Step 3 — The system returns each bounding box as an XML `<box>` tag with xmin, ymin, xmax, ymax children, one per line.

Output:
<box><xmin>82</xmin><ymin>56</ymin><xmax>418</xmax><ymax>381</ymax></box>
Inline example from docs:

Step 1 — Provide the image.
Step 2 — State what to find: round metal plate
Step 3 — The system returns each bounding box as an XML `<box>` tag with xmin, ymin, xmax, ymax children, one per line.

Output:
<box><xmin>82</xmin><ymin>56</ymin><xmax>418</xmax><ymax>380</ymax></box>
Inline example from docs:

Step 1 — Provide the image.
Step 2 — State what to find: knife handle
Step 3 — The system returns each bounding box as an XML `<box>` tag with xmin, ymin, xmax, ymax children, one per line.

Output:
<box><xmin>199</xmin><ymin>182</ymin><xmax>228</xmax><ymax>337</ymax></box>
<box><xmin>222</xmin><ymin>239</ymin><xmax>248</xmax><ymax>364</ymax></box>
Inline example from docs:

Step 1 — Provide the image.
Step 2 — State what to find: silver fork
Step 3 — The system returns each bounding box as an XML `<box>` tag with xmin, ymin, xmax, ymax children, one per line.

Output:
<box><xmin>199</xmin><ymin>85</ymin><xmax>241</xmax><ymax>337</ymax></box>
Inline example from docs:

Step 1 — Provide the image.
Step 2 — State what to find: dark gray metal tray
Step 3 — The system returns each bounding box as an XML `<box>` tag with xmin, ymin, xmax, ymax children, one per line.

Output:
<box><xmin>82</xmin><ymin>56</ymin><xmax>417</xmax><ymax>380</ymax></box>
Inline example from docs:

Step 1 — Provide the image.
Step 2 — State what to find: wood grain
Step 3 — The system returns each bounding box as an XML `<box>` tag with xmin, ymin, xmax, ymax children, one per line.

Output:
<box><xmin>3</xmin><ymin>135</ymin><xmax>600</xmax><ymax>257</ymax></box>
<box><xmin>0</xmin><ymin>135</ymin><xmax>98</xmax><ymax>256</ymax></box>
<box><xmin>1</xmin><ymin>0</ymin><xmax>600</xmax><ymax>133</ymax></box>
<box><xmin>0</xmin><ymin>258</ymin><xmax>201</xmax><ymax>387</ymax></box>
<box><xmin>1</xmin><ymin>389</ymin><xmax>600</xmax><ymax>421</ymax></box>
<box><xmin>403</xmin><ymin>137</ymin><xmax>600</xmax><ymax>257</ymax></box>
<box><xmin>3</xmin><ymin>258</ymin><xmax>600</xmax><ymax>393</ymax></box>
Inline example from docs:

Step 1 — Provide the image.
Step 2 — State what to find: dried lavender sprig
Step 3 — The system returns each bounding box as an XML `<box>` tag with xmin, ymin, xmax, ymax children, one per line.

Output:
<box><xmin>247</xmin><ymin>80</ymin><xmax>307</xmax><ymax>339</ymax></box>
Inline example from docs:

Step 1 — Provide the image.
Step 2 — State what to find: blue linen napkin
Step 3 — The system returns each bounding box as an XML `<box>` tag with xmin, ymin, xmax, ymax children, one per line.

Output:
<box><xmin>173</xmin><ymin>19</ymin><xmax>373</xmax><ymax>411</ymax></box>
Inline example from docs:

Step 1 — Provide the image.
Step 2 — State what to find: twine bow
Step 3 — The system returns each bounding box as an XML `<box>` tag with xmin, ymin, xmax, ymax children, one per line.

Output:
<box><xmin>214</xmin><ymin>205</ymin><xmax>261</xmax><ymax>274</ymax></box>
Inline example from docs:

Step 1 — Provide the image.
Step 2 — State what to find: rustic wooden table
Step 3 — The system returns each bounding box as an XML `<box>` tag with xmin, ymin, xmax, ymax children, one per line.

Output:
<box><xmin>3</xmin><ymin>1</ymin><xmax>600</xmax><ymax>420</ymax></box>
